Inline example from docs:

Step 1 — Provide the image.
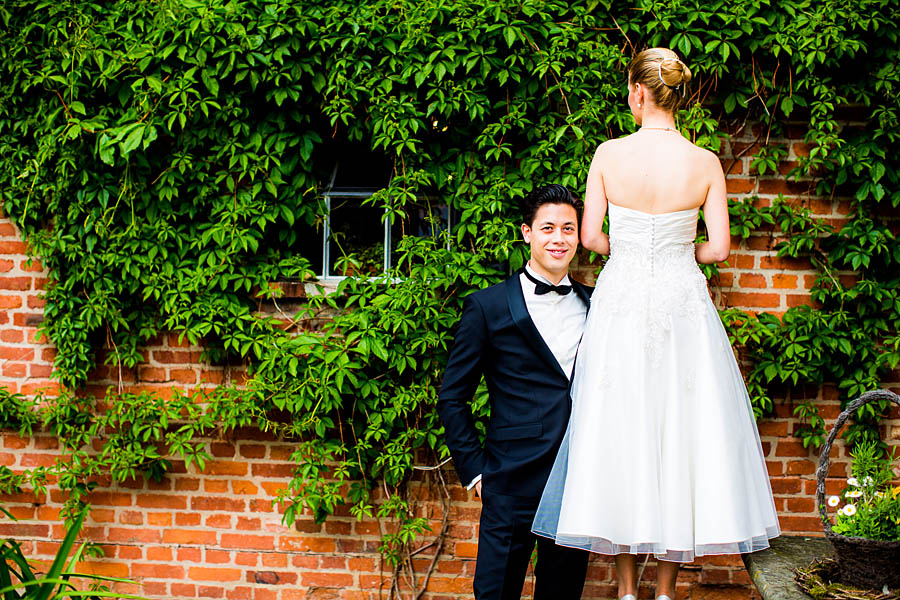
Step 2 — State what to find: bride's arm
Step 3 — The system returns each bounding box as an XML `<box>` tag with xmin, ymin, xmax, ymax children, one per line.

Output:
<box><xmin>581</xmin><ymin>144</ymin><xmax>611</xmax><ymax>255</ymax></box>
<box><xmin>695</xmin><ymin>151</ymin><xmax>730</xmax><ymax>264</ymax></box>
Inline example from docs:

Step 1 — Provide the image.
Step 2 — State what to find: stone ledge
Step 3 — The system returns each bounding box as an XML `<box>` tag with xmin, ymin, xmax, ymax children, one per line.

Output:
<box><xmin>743</xmin><ymin>535</ymin><xmax>833</xmax><ymax>600</ymax></box>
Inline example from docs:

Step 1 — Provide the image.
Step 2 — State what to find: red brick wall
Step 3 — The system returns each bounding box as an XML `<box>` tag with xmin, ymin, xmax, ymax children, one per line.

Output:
<box><xmin>1</xmin><ymin>126</ymin><xmax>899</xmax><ymax>600</ymax></box>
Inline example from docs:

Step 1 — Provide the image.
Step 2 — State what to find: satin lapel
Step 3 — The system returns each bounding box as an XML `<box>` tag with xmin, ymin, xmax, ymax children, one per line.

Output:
<box><xmin>572</xmin><ymin>280</ymin><xmax>591</xmax><ymax>308</ymax></box>
<box><xmin>505</xmin><ymin>274</ymin><xmax>568</xmax><ymax>380</ymax></box>
<box><xmin>568</xmin><ymin>280</ymin><xmax>592</xmax><ymax>389</ymax></box>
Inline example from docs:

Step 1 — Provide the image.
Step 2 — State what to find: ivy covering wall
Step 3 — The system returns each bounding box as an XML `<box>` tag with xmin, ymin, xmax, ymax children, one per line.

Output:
<box><xmin>0</xmin><ymin>0</ymin><xmax>898</xmax><ymax>583</ymax></box>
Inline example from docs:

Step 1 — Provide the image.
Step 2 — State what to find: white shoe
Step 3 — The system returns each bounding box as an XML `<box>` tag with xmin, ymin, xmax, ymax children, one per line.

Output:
<box><xmin>656</xmin><ymin>596</ymin><xmax>674</xmax><ymax>600</ymax></box>
<box><xmin>620</xmin><ymin>596</ymin><xmax>637</xmax><ymax>600</ymax></box>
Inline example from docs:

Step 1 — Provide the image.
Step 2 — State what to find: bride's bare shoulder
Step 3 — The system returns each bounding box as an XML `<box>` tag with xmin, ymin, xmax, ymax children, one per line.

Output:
<box><xmin>593</xmin><ymin>135</ymin><xmax>631</xmax><ymax>158</ymax></box>
<box><xmin>692</xmin><ymin>144</ymin><xmax>724</xmax><ymax>171</ymax></box>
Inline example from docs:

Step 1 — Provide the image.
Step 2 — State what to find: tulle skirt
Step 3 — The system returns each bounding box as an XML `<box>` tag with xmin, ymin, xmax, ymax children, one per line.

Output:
<box><xmin>532</xmin><ymin>291</ymin><xmax>781</xmax><ymax>562</ymax></box>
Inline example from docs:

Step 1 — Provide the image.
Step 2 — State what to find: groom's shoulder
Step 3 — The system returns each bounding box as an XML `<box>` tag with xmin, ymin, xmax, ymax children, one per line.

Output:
<box><xmin>465</xmin><ymin>275</ymin><xmax>516</xmax><ymax>307</ymax></box>
<box><xmin>573</xmin><ymin>278</ymin><xmax>595</xmax><ymax>296</ymax></box>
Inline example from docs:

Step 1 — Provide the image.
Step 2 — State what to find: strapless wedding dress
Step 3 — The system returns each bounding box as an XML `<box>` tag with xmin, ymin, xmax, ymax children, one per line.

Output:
<box><xmin>532</xmin><ymin>202</ymin><xmax>780</xmax><ymax>562</ymax></box>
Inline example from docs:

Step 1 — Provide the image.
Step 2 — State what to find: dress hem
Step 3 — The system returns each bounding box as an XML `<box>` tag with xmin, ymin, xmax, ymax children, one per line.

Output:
<box><xmin>531</xmin><ymin>527</ymin><xmax>782</xmax><ymax>563</ymax></box>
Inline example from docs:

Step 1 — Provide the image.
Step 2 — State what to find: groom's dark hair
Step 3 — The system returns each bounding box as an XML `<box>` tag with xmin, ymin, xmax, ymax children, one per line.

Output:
<box><xmin>521</xmin><ymin>184</ymin><xmax>582</xmax><ymax>226</ymax></box>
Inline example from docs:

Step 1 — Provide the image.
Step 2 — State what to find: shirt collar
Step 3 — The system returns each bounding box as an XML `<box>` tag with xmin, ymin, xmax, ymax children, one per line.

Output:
<box><xmin>524</xmin><ymin>263</ymin><xmax>571</xmax><ymax>288</ymax></box>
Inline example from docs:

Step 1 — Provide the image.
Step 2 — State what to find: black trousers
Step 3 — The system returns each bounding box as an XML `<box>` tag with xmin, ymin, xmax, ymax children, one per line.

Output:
<box><xmin>473</xmin><ymin>490</ymin><xmax>589</xmax><ymax>600</ymax></box>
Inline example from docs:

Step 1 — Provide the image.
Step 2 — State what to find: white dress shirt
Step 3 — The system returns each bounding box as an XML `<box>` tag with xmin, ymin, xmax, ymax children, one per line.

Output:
<box><xmin>467</xmin><ymin>264</ymin><xmax>588</xmax><ymax>490</ymax></box>
<box><xmin>519</xmin><ymin>264</ymin><xmax>588</xmax><ymax>377</ymax></box>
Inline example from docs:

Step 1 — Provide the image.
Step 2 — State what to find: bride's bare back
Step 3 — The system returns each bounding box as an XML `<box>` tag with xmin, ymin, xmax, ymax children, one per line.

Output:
<box><xmin>581</xmin><ymin>129</ymin><xmax>730</xmax><ymax>264</ymax></box>
<box><xmin>598</xmin><ymin>130</ymin><xmax>717</xmax><ymax>214</ymax></box>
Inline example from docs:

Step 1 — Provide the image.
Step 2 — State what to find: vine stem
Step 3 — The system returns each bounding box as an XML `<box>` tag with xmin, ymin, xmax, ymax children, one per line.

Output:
<box><xmin>105</xmin><ymin>324</ymin><xmax>124</xmax><ymax>395</ymax></box>
<box><xmin>54</xmin><ymin>89</ymin><xmax>72</xmax><ymax>121</ymax></box>
<box><xmin>524</xmin><ymin>36</ymin><xmax>571</xmax><ymax>116</ymax></box>
<box><xmin>411</xmin><ymin>457</ymin><xmax>451</xmax><ymax>471</ymax></box>
<box><xmin>611</xmin><ymin>15</ymin><xmax>634</xmax><ymax>57</ymax></box>
<box><xmin>726</xmin><ymin>131</ymin><xmax>762</xmax><ymax>179</ymax></box>
<box><xmin>414</xmin><ymin>467</ymin><xmax>450</xmax><ymax>600</ymax></box>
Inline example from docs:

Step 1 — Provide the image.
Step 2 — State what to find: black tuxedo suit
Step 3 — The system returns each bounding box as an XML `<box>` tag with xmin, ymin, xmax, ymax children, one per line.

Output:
<box><xmin>438</xmin><ymin>272</ymin><xmax>592</xmax><ymax>600</ymax></box>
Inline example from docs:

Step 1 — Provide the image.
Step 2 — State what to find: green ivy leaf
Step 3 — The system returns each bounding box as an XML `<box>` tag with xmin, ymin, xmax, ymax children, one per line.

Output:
<box><xmin>120</xmin><ymin>124</ymin><xmax>145</xmax><ymax>155</ymax></box>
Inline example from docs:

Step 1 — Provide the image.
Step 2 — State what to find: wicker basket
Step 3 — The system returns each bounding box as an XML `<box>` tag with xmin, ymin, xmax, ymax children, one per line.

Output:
<box><xmin>815</xmin><ymin>389</ymin><xmax>900</xmax><ymax>590</ymax></box>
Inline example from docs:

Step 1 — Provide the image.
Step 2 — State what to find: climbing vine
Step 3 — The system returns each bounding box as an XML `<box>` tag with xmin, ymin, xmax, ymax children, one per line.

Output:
<box><xmin>0</xmin><ymin>0</ymin><xmax>898</xmax><ymax>589</ymax></box>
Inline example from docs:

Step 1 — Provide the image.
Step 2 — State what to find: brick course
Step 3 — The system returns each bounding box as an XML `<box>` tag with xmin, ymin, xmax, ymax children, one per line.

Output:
<box><xmin>1</xmin><ymin>128</ymin><xmax>899</xmax><ymax>599</ymax></box>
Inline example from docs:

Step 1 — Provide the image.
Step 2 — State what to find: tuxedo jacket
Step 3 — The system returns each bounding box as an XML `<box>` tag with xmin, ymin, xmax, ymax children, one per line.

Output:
<box><xmin>437</xmin><ymin>272</ymin><xmax>593</xmax><ymax>498</ymax></box>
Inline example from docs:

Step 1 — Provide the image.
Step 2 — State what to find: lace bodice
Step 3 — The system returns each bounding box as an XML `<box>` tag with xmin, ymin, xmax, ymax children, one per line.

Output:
<box><xmin>592</xmin><ymin>202</ymin><xmax>712</xmax><ymax>364</ymax></box>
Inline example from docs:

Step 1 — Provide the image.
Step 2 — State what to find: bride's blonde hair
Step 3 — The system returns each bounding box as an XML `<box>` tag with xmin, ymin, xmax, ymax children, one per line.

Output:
<box><xmin>628</xmin><ymin>47</ymin><xmax>692</xmax><ymax>112</ymax></box>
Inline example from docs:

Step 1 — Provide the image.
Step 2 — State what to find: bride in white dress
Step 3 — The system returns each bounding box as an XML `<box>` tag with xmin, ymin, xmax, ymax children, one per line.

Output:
<box><xmin>532</xmin><ymin>48</ymin><xmax>780</xmax><ymax>600</ymax></box>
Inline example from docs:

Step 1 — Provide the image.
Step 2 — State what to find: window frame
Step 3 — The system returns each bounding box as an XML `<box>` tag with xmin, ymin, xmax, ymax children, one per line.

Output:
<box><xmin>316</xmin><ymin>165</ymin><xmax>453</xmax><ymax>282</ymax></box>
<box><xmin>319</xmin><ymin>190</ymin><xmax>392</xmax><ymax>281</ymax></box>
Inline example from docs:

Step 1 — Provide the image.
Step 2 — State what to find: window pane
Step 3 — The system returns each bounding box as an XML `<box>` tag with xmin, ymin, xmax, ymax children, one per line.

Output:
<box><xmin>328</xmin><ymin>197</ymin><xmax>385</xmax><ymax>277</ymax></box>
<box><xmin>409</xmin><ymin>200</ymin><xmax>450</xmax><ymax>239</ymax></box>
<box><xmin>294</xmin><ymin>218</ymin><xmax>324</xmax><ymax>277</ymax></box>
<box><xmin>390</xmin><ymin>200</ymin><xmax>451</xmax><ymax>268</ymax></box>
<box><xmin>330</xmin><ymin>149</ymin><xmax>391</xmax><ymax>191</ymax></box>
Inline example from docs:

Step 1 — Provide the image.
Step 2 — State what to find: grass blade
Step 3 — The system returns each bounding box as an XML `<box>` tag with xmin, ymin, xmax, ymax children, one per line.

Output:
<box><xmin>50</xmin><ymin>592</ymin><xmax>145</xmax><ymax>599</ymax></box>
<box><xmin>33</xmin><ymin>508</ymin><xmax>86</xmax><ymax>600</ymax></box>
<box><xmin>0</xmin><ymin>542</ymin><xmax>21</xmax><ymax>600</ymax></box>
<box><xmin>0</xmin><ymin>578</ymin><xmax>145</xmax><ymax>597</ymax></box>
<box><xmin>2</xmin><ymin>541</ymin><xmax>34</xmax><ymax>583</ymax></box>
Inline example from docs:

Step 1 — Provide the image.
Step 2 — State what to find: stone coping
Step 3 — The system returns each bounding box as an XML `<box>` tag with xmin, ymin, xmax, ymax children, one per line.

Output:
<box><xmin>742</xmin><ymin>535</ymin><xmax>833</xmax><ymax>600</ymax></box>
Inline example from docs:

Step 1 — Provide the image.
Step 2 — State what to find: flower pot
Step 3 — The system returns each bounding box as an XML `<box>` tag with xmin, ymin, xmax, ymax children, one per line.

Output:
<box><xmin>823</xmin><ymin>530</ymin><xmax>900</xmax><ymax>589</ymax></box>
<box><xmin>815</xmin><ymin>389</ymin><xmax>900</xmax><ymax>590</ymax></box>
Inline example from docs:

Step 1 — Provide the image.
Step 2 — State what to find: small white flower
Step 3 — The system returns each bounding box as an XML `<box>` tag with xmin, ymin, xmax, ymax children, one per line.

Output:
<box><xmin>862</xmin><ymin>476</ymin><xmax>874</xmax><ymax>487</ymax></box>
<box><xmin>837</xmin><ymin>507</ymin><xmax>847</xmax><ymax>516</ymax></box>
<box><xmin>875</xmin><ymin>491</ymin><xmax>885</xmax><ymax>498</ymax></box>
<box><xmin>846</xmin><ymin>490</ymin><xmax>863</xmax><ymax>498</ymax></box>
<box><xmin>847</xmin><ymin>477</ymin><xmax>859</xmax><ymax>487</ymax></box>
<box><xmin>844</xmin><ymin>504</ymin><xmax>857</xmax><ymax>516</ymax></box>
<box><xmin>828</xmin><ymin>495</ymin><xmax>840</xmax><ymax>507</ymax></box>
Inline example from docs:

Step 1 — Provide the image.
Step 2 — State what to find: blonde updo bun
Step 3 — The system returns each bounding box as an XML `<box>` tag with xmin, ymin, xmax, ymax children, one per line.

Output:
<box><xmin>628</xmin><ymin>48</ymin><xmax>692</xmax><ymax>112</ymax></box>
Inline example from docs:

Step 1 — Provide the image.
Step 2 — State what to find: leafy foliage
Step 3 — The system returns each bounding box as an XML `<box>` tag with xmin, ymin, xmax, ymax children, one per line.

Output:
<box><xmin>0</xmin><ymin>0</ymin><xmax>898</xmax><ymax>580</ymax></box>
<box><xmin>0</xmin><ymin>506</ymin><xmax>144</xmax><ymax>599</ymax></box>
<box><xmin>826</xmin><ymin>440</ymin><xmax>900</xmax><ymax>541</ymax></box>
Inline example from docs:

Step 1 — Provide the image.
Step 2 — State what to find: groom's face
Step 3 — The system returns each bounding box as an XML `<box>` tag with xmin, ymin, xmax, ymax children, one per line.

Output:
<box><xmin>521</xmin><ymin>203</ymin><xmax>579</xmax><ymax>280</ymax></box>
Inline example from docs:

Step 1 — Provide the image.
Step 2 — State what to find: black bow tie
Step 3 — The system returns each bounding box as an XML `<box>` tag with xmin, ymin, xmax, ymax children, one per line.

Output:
<box><xmin>523</xmin><ymin>269</ymin><xmax>572</xmax><ymax>296</ymax></box>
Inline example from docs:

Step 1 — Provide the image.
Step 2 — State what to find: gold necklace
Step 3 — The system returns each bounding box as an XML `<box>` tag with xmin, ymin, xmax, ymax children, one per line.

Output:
<box><xmin>640</xmin><ymin>126</ymin><xmax>679</xmax><ymax>132</ymax></box>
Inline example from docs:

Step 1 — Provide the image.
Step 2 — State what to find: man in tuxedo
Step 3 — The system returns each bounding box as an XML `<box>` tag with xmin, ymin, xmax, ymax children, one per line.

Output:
<box><xmin>438</xmin><ymin>184</ymin><xmax>592</xmax><ymax>599</ymax></box>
